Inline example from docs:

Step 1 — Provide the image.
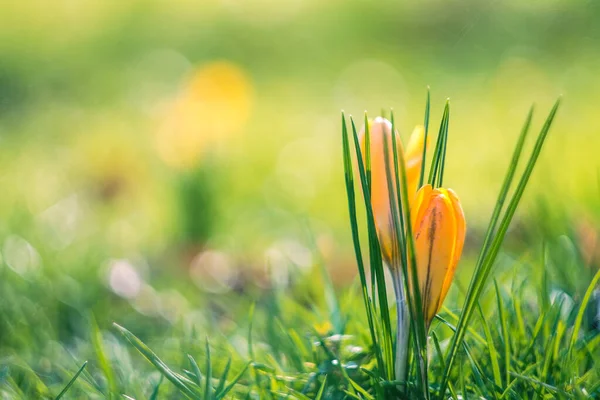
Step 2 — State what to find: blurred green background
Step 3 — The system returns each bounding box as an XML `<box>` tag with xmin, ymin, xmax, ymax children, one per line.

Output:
<box><xmin>1</xmin><ymin>0</ymin><xmax>600</xmax><ymax>396</ymax></box>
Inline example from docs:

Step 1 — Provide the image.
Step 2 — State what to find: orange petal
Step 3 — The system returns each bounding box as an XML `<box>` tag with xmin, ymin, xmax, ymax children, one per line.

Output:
<box><xmin>404</xmin><ymin>125</ymin><xmax>430</xmax><ymax>205</ymax></box>
<box><xmin>411</xmin><ymin>184</ymin><xmax>433</xmax><ymax>230</ymax></box>
<box><xmin>436</xmin><ymin>189</ymin><xmax>466</xmax><ymax>309</ymax></box>
<box><xmin>358</xmin><ymin>117</ymin><xmax>404</xmax><ymax>267</ymax></box>
<box><xmin>412</xmin><ymin>191</ymin><xmax>457</xmax><ymax>325</ymax></box>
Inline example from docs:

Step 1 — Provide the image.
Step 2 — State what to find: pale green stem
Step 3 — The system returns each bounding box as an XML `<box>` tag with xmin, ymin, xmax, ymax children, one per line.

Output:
<box><xmin>391</xmin><ymin>267</ymin><xmax>410</xmax><ymax>383</ymax></box>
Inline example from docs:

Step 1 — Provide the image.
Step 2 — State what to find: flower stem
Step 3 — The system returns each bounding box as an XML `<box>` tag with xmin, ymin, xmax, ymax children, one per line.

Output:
<box><xmin>392</xmin><ymin>268</ymin><xmax>410</xmax><ymax>384</ymax></box>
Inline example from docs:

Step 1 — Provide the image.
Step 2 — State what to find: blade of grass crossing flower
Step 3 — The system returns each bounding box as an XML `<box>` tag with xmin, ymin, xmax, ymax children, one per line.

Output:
<box><xmin>350</xmin><ymin>115</ymin><xmax>394</xmax><ymax>380</ymax></box>
<box><xmin>363</xmin><ymin>112</ymin><xmax>378</xmax><ymax>298</ymax></box>
<box><xmin>477</xmin><ymin>304</ymin><xmax>502</xmax><ymax>389</ymax></box>
<box><xmin>494</xmin><ymin>280</ymin><xmax>511</xmax><ymax>387</ymax></box>
<box><xmin>341</xmin><ymin>113</ymin><xmax>384</xmax><ymax>374</ymax></box>
<box><xmin>385</xmin><ymin>113</ymin><xmax>413</xmax><ymax>385</ymax></box>
<box><xmin>55</xmin><ymin>361</ymin><xmax>87</xmax><ymax>400</ymax></box>
<box><xmin>419</xmin><ymin>88</ymin><xmax>431</xmax><ymax>188</ymax></box>
<box><xmin>438</xmin><ymin>99</ymin><xmax>560</xmax><ymax>399</ymax></box>
<box><xmin>390</xmin><ymin>110</ymin><xmax>429</xmax><ymax>398</ymax></box>
<box><xmin>113</xmin><ymin>323</ymin><xmax>200</xmax><ymax>399</ymax></box>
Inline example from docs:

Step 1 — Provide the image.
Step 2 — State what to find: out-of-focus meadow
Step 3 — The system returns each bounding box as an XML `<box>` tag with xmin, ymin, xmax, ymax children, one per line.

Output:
<box><xmin>1</xmin><ymin>0</ymin><xmax>600</xmax><ymax>398</ymax></box>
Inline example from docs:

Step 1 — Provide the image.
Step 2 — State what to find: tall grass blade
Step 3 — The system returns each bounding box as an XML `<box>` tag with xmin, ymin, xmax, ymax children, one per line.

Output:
<box><xmin>216</xmin><ymin>362</ymin><xmax>250</xmax><ymax>399</ymax></box>
<box><xmin>438</xmin><ymin>100</ymin><xmax>560</xmax><ymax>398</ymax></box>
<box><xmin>350</xmin><ymin>115</ymin><xmax>394</xmax><ymax>380</ymax></box>
<box><xmin>567</xmin><ymin>267</ymin><xmax>600</xmax><ymax>366</ymax></box>
<box><xmin>494</xmin><ymin>280</ymin><xmax>511</xmax><ymax>387</ymax></box>
<box><xmin>55</xmin><ymin>361</ymin><xmax>87</xmax><ymax>400</ymax></box>
<box><xmin>341</xmin><ymin>112</ymin><xmax>383</xmax><ymax>373</ymax></box>
<box><xmin>419</xmin><ymin>87</ymin><xmax>431</xmax><ymax>188</ymax></box>
<box><xmin>427</xmin><ymin>101</ymin><xmax>450</xmax><ymax>187</ymax></box>
<box><xmin>90</xmin><ymin>316</ymin><xmax>117</xmax><ymax>398</ymax></box>
<box><xmin>187</xmin><ymin>354</ymin><xmax>202</xmax><ymax>387</ymax></box>
<box><xmin>204</xmin><ymin>338</ymin><xmax>213</xmax><ymax>400</ymax></box>
<box><xmin>391</xmin><ymin>110</ymin><xmax>430</xmax><ymax>398</ymax></box>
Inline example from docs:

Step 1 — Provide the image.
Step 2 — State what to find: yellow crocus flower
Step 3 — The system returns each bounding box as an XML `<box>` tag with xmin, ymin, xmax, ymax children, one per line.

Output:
<box><xmin>359</xmin><ymin>117</ymin><xmax>428</xmax><ymax>269</ymax></box>
<box><xmin>411</xmin><ymin>184</ymin><xmax>466</xmax><ymax>327</ymax></box>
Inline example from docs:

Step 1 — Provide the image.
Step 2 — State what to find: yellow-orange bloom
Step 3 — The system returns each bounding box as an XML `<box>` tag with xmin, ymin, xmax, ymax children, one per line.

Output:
<box><xmin>411</xmin><ymin>184</ymin><xmax>466</xmax><ymax>327</ymax></box>
<box><xmin>359</xmin><ymin>117</ymin><xmax>428</xmax><ymax>269</ymax></box>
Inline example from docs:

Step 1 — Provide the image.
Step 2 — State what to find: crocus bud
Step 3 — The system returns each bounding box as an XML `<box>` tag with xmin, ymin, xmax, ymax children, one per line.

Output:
<box><xmin>411</xmin><ymin>184</ymin><xmax>466</xmax><ymax>327</ymax></box>
<box><xmin>359</xmin><ymin>118</ymin><xmax>428</xmax><ymax>268</ymax></box>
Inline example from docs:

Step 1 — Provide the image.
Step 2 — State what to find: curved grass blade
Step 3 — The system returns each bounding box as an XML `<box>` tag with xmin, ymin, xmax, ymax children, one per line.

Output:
<box><xmin>187</xmin><ymin>354</ymin><xmax>202</xmax><ymax>387</ymax></box>
<box><xmin>477</xmin><ymin>304</ymin><xmax>502</xmax><ymax>389</ymax></box>
<box><xmin>55</xmin><ymin>361</ymin><xmax>87</xmax><ymax>400</ymax></box>
<box><xmin>113</xmin><ymin>323</ymin><xmax>200</xmax><ymax>399</ymax></box>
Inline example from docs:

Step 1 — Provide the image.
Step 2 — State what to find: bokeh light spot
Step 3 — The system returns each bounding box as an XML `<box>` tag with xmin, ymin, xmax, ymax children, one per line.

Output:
<box><xmin>156</xmin><ymin>61</ymin><xmax>253</xmax><ymax>169</ymax></box>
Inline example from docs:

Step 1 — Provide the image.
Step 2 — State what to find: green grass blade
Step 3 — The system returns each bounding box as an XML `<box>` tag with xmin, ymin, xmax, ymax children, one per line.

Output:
<box><xmin>216</xmin><ymin>361</ymin><xmax>250</xmax><ymax>399</ymax></box>
<box><xmin>149</xmin><ymin>375</ymin><xmax>164</xmax><ymax>400</ymax></box>
<box><xmin>477</xmin><ymin>304</ymin><xmax>502</xmax><ymax>389</ymax></box>
<box><xmin>315</xmin><ymin>376</ymin><xmax>327</xmax><ymax>400</ymax></box>
<box><xmin>481</xmin><ymin>106</ymin><xmax>534</xmax><ymax>258</ymax></box>
<box><xmin>113</xmin><ymin>323</ymin><xmax>200</xmax><ymax>399</ymax></box>
<box><xmin>204</xmin><ymin>337</ymin><xmax>213</xmax><ymax>400</ymax></box>
<box><xmin>419</xmin><ymin>87</ymin><xmax>431</xmax><ymax>188</ymax></box>
<box><xmin>390</xmin><ymin>110</ymin><xmax>429</xmax><ymax>398</ymax></box>
<box><xmin>350</xmin><ymin>115</ymin><xmax>394</xmax><ymax>380</ymax></box>
<box><xmin>90</xmin><ymin>316</ymin><xmax>117</xmax><ymax>398</ymax></box>
<box><xmin>567</xmin><ymin>267</ymin><xmax>600</xmax><ymax>366</ymax></box>
<box><xmin>430</xmin><ymin>331</ymin><xmax>446</xmax><ymax>372</ymax></box>
<box><xmin>187</xmin><ymin>354</ymin><xmax>202</xmax><ymax>387</ymax></box>
<box><xmin>215</xmin><ymin>356</ymin><xmax>232</xmax><ymax>395</ymax></box>
<box><xmin>55</xmin><ymin>361</ymin><xmax>87</xmax><ymax>400</ymax></box>
<box><xmin>437</xmin><ymin>100</ymin><xmax>559</xmax><ymax>399</ymax></box>
<box><xmin>494</xmin><ymin>280</ymin><xmax>511</xmax><ymax>387</ymax></box>
<box><xmin>436</xmin><ymin>100</ymin><xmax>450</xmax><ymax>188</ymax></box>
<box><xmin>427</xmin><ymin>101</ymin><xmax>450</xmax><ymax>187</ymax></box>
<box><xmin>341</xmin><ymin>112</ymin><xmax>383</xmax><ymax>373</ymax></box>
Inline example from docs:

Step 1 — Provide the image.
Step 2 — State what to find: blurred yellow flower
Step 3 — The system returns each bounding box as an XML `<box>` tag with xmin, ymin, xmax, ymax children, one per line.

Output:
<box><xmin>156</xmin><ymin>61</ymin><xmax>253</xmax><ymax>169</ymax></box>
<box><xmin>314</xmin><ymin>320</ymin><xmax>333</xmax><ymax>336</ymax></box>
<box><xmin>411</xmin><ymin>184</ymin><xmax>466</xmax><ymax>327</ymax></box>
<box><xmin>358</xmin><ymin>117</ymin><xmax>428</xmax><ymax>269</ymax></box>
